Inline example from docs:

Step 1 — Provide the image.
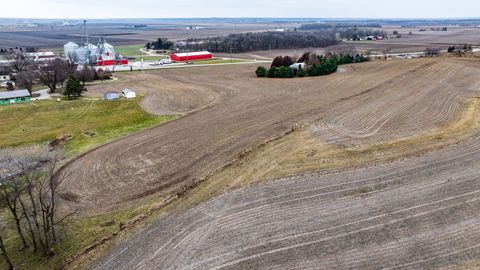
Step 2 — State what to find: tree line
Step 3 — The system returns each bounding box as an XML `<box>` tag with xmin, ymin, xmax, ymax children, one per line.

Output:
<box><xmin>256</xmin><ymin>52</ymin><xmax>368</xmax><ymax>79</ymax></box>
<box><xmin>0</xmin><ymin>148</ymin><xmax>70</xmax><ymax>269</ymax></box>
<box><xmin>4</xmin><ymin>51</ymin><xmax>112</xmax><ymax>98</ymax></box>
<box><xmin>168</xmin><ymin>26</ymin><xmax>386</xmax><ymax>54</ymax></box>
<box><xmin>145</xmin><ymin>38</ymin><xmax>174</xmax><ymax>50</ymax></box>
<box><xmin>299</xmin><ymin>24</ymin><xmax>387</xmax><ymax>41</ymax></box>
<box><xmin>174</xmin><ymin>31</ymin><xmax>340</xmax><ymax>53</ymax></box>
<box><xmin>299</xmin><ymin>23</ymin><xmax>383</xmax><ymax>30</ymax></box>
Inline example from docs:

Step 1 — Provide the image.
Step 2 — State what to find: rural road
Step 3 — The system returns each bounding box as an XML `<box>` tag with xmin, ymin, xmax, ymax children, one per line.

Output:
<box><xmin>56</xmin><ymin>58</ymin><xmax>480</xmax><ymax>268</ymax></box>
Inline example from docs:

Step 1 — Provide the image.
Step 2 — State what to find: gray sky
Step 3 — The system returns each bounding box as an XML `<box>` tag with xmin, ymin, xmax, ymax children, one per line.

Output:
<box><xmin>3</xmin><ymin>0</ymin><xmax>480</xmax><ymax>19</ymax></box>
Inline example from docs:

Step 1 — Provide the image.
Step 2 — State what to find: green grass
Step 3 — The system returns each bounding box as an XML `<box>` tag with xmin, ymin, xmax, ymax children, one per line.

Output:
<box><xmin>137</xmin><ymin>56</ymin><xmax>167</xmax><ymax>61</ymax></box>
<box><xmin>115</xmin><ymin>45</ymin><xmax>170</xmax><ymax>61</ymax></box>
<box><xmin>0</xmin><ymin>99</ymin><xmax>176</xmax><ymax>156</ymax></box>
<box><xmin>193</xmin><ymin>58</ymin><xmax>245</xmax><ymax>65</ymax></box>
<box><xmin>115</xmin><ymin>44</ymin><xmax>144</xmax><ymax>57</ymax></box>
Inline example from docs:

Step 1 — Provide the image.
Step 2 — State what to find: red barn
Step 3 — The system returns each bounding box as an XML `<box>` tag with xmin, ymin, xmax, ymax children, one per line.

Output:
<box><xmin>170</xmin><ymin>51</ymin><xmax>213</xmax><ymax>62</ymax></box>
<box><xmin>97</xmin><ymin>59</ymin><xmax>129</xmax><ymax>66</ymax></box>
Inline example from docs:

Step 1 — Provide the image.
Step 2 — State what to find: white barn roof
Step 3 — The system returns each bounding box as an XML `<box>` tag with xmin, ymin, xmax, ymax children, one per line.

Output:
<box><xmin>173</xmin><ymin>51</ymin><xmax>211</xmax><ymax>57</ymax></box>
<box><xmin>0</xmin><ymin>89</ymin><xmax>30</xmax><ymax>99</ymax></box>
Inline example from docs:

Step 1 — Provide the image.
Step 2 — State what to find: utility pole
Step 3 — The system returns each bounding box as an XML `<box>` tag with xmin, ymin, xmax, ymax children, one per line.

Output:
<box><xmin>84</xmin><ymin>20</ymin><xmax>88</xmax><ymax>45</ymax></box>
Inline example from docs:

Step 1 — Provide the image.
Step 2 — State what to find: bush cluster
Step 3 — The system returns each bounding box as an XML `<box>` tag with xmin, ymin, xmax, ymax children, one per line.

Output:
<box><xmin>256</xmin><ymin>53</ymin><xmax>368</xmax><ymax>79</ymax></box>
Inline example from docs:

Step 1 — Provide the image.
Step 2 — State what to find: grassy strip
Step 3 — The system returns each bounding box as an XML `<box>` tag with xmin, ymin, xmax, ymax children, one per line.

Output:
<box><xmin>193</xmin><ymin>58</ymin><xmax>245</xmax><ymax>65</ymax></box>
<box><xmin>115</xmin><ymin>45</ymin><xmax>170</xmax><ymax>61</ymax></box>
<box><xmin>114</xmin><ymin>44</ymin><xmax>144</xmax><ymax>57</ymax></box>
<box><xmin>0</xmin><ymin>99</ymin><xmax>176</xmax><ymax>156</ymax></box>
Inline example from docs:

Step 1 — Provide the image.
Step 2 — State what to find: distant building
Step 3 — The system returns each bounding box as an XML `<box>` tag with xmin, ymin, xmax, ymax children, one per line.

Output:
<box><xmin>64</xmin><ymin>39</ymin><xmax>128</xmax><ymax>66</ymax></box>
<box><xmin>26</xmin><ymin>51</ymin><xmax>56</xmax><ymax>62</ymax></box>
<box><xmin>0</xmin><ymin>74</ymin><xmax>10</xmax><ymax>81</ymax></box>
<box><xmin>0</xmin><ymin>65</ymin><xmax>10</xmax><ymax>81</ymax></box>
<box><xmin>0</xmin><ymin>89</ymin><xmax>31</xmax><ymax>105</ymax></box>
<box><xmin>127</xmin><ymin>24</ymin><xmax>147</xmax><ymax>29</ymax></box>
<box><xmin>170</xmin><ymin>51</ymin><xmax>212</xmax><ymax>62</ymax></box>
<box><xmin>121</xmin><ymin>89</ymin><xmax>136</xmax><ymax>99</ymax></box>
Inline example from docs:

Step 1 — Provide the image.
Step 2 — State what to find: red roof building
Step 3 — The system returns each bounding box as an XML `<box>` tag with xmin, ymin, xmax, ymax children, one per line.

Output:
<box><xmin>170</xmin><ymin>51</ymin><xmax>212</xmax><ymax>62</ymax></box>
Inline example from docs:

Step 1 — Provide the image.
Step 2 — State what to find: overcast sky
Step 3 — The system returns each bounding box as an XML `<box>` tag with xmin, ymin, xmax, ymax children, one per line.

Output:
<box><xmin>2</xmin><ymin>0</ymin><xmax>480</xmax><ymax>19</ymax></box>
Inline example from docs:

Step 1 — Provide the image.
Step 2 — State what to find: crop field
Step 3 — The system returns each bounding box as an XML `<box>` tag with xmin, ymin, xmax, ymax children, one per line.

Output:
<box><xmin>43</xmin><ymin>57</ymin><xmax>480</xmax><ymax>268</ymax></box>
<box><xmin>0</xmin><ymin>22</ymin><xmax>278</xmax><ymax>49</ymax></box>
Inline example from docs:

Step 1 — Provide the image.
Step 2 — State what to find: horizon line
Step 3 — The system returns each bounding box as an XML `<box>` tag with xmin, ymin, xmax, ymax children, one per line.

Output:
<box><xmin>1</xmin><ymin>16</ymin><xmax>480</xmax><ymax>20</ymax></box>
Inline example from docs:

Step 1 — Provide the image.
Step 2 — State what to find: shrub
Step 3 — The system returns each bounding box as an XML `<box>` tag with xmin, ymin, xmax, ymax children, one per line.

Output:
<box><xmin>256</xmin><ymin>66</ymin><xmax>267</xmax><ymax>77</ymax></box>
<box><xmin>96</xmin><ymin>68</ymin><xmax>112</xmax><ymax>80</ymax></box>
<box><xmin>297</xmin><ymin>68</ymin><xmax>305</xmax><ymax>77</ymax></box>
<box><xmin>267</xmin><ymin>67</ymin><xmax>276</xmax><ymax>78</ymax></box>
<box><xmin>286</xmin><ymin>68</ymin><xmax>295</xmax><ymax>78</ymax></box>
<box><xmin>259</xmin><ymin>52</ymin><xmax>367</xmax><ymax>79</ymax></box>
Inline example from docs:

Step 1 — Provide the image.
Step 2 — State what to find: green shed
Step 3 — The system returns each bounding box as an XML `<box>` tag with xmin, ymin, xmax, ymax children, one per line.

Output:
<box><xmin>0</xmin><ymin>90</ymin><xmax>31</xmax><ymax>105</ymax></box>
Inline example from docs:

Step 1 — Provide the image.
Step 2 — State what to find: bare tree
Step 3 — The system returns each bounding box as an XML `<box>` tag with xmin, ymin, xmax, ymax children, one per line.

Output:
<box><xmin>17</xmin><ymin>69</ymin><xmax>36</xmax><ymax>94</ymax></box>
<box><xmin>0</xmin><ymin>172</ymin><xmax>30</xmax><ymax>251</ymax></box>
<box><xmin>271</xmin><ymin>56</ymin><xmax>284</xmax><ymax>68</ymax></box>
<box><xmin>307</xmin><ymin>53</ymin><xmax>321</xmax><ymax>66</ymax></box>
<box><xmin>282</xmin><ymin>56</ymin><xmax>294</xmax><ymax>67</ymax></box>
<box><xmin>0</xmin><ymin>219</ymin><xmax>14</xmax><ymax>270</ymax></box>
<box><xmin>65</xmin><ymin>52</ymin><xmax>78</xmax><ymax>75</ymax></box>
<box><xmin>75</xmin><ymin>64</ymin><xmax>95</xmax><ymax>85</ymax></box>
<box><xmin>425</xmin><ymin>47</ymin><xmax>440</xmax><ymax>57</ymax></box>
<box><xmin>7</xmin><ymin>50</ymin><xmax>32</xmax><ymax>73</ymax></box>
<box><xmin>34</xmin><ymin>151</ymin><xmax>72</xmax><ymax>253</ymax></box>
<box><xmin>37</xmin><ymin>58</ymin><xmax>69</xmax><ymax>93</ymax></box>
<box><xmin>382</xmin><ymin>48</ymin><xmax>391</xmax><ymax>60</ymax></box>
<box><xmin>0</xmin><ymin>147</ymin><xmax>69</xmax><ymax>258</ymax></box>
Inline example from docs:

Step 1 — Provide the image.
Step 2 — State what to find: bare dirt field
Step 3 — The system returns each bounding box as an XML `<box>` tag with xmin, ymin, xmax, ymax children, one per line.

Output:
<box><xmin>232</xmin><ymin>27</ymin><xmax>480</xmax><ymax>59</ymax></box>
<box><xmin>59</xmin><ymin>58</ymin><xmax>480</xmax><ymax>212</ymax></box>
<box><xmin>92</xmin><ymin>134</ymin><xmax>480</xmax><ymax>269</ymax></box>
<box><xmin>0</xmin><ymin>22</ymin><xmax>282</xmax><ymax>49</ymax></box>
<box><xmin>86</xmin><ymin>71</ymin><xmax>220</xmax><ymax>115</ymax></box>
<box><xmin>55</xmin><ymin>57</ymin><xmax>480</xmax><ymax>269</ymax></box>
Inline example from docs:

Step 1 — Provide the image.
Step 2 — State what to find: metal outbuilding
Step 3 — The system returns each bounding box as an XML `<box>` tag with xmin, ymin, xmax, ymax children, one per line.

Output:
<box><xmin>0</xmin><ymin>89</ymin><xmax>31</xmax><ymax>105</ymax></box>
<box><xmin>170</xmin><ymin>51</ymin><xmax>213</xmax><ymax>62</ymax></box>
<box><xmin>104</xmin><ymin>92</ymin><xmax>120</xmax><ymax>100</ymax></box>
<box><xmin>121</xmin><ymin>89</ymin><xmax>136</xmax><ymax>99</ymax></box>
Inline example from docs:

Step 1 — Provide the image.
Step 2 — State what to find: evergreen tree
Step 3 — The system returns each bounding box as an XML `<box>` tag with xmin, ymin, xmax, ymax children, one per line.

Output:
<box><xmin>286</xmin><ymin>68</ymin><xmax>295</xmax><ymax>78</ymax></box>
<box><xmin>255</xmin><ymin>66</ymin><xmax>267</xmax><ymax>77</ymax></box>
<box><xmin>267</xmin><ymin>67</ymin><xmax>276</xmax><ymax>78</ymax></box>
<box><xmin>63</xmin><ymin>75</ymin><xmax>86</xmax><ymax>99</ymax></box>
<box><xmin>297</xmin><ymin>68</ymin><xmax>306</xmax><ymax>77</ymax></box>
